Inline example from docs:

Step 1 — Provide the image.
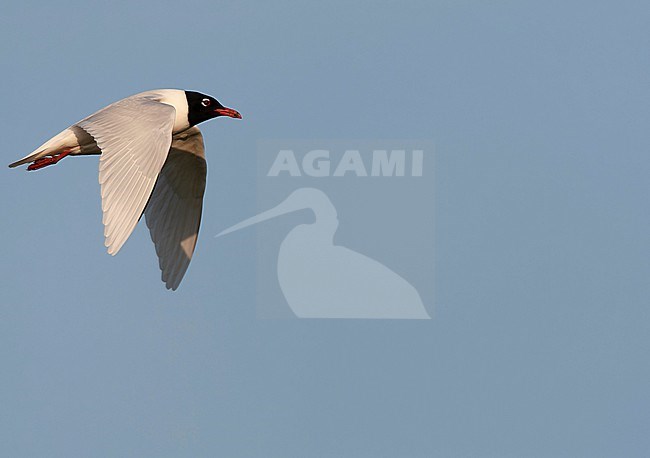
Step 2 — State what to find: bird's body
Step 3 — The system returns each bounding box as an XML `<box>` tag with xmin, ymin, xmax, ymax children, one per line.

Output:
<box><xmin>9</xmin><ymin>89</ymin><xmax>241</xmax><ymax>290</ymax></box>
<box><xmin>10</xmin><ymin>90</ymin><xmax>191</xmax><ymax>167</ymax></box>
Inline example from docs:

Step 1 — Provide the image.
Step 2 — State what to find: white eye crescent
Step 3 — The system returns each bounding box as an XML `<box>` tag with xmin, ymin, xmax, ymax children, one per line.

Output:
<box><xmin>201</xmin><ymin>98</ymin><xmax>211</xmax><ymax>107</ymax></box>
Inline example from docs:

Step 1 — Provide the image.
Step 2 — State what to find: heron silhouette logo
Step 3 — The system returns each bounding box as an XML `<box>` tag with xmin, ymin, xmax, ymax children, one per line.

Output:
<box><xmin>217</xmin><ymin>186</ymin><xmax>431</xmax><ymax>319</ymax></box>
<box><xmin>217</xmin><ymin>141</ymin><xmax>433</xmax><ymax>319</ymax></box>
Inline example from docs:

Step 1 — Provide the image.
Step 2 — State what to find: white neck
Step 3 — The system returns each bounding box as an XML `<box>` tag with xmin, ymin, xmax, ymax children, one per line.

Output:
<box><xmin>137</xmin><ymin>89</ymin><xmax>190</xmax><ymax>133</ymax></box>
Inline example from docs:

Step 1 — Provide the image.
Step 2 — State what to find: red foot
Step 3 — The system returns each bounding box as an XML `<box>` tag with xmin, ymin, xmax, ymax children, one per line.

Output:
<box><xmin>27</xmin><ymin>151</ymin><xmax>71</xmax><ymax>171</ymax></box>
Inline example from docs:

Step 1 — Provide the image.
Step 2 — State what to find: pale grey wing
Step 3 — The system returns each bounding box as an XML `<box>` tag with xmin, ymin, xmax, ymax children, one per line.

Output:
<box><xmin>76</xmin><ymin>97</ymin><xmax>176</xmax><ymax>255</ymax></box>
<box><xmin>144</xmin><ymin>126</ymin><xmax>207</xmax><ymax>290</ymax></box>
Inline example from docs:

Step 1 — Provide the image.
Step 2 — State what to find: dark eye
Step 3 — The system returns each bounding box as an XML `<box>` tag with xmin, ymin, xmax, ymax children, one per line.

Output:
<box><xmin>201</xmin><ymin>98</ymin><xmax>211</xmax><ymax>107</ymax></box>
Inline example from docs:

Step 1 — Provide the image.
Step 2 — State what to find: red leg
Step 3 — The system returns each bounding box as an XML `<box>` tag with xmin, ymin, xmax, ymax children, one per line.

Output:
<box><xmin>27</xmin><ymin>150</ymin><xmax>71</xmax><ymax>171</ymax></box>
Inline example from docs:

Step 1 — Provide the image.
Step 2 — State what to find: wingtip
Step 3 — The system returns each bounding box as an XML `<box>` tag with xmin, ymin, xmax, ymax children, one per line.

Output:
<box><xmin>105</xmin><ymin>242</ymin><xmax>119</xmax><ymax>256</ymax></box>
<box><xmin>164</xmin><ymin>277</ymin><xmax>180</xmax><ymax>291</ymax></box>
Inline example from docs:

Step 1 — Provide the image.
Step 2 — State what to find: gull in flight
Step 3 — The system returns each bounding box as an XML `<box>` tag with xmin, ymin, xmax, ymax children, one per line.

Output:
<box><xmin>9</xmin><ymin>89</ymin><xmax>242</xmax><ymax>290</ymax></box>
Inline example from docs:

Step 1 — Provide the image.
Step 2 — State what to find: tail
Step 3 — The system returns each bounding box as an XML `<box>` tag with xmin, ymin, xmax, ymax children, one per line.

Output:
<box><xmin>8</xmin><ymin>149</ymin><xmax>48</xmax><ymax>168</ymax></box>
<box><xmin>8</xmin><ymin>128</ymin><xmax>78</xmax><ymax>169</ymax></box>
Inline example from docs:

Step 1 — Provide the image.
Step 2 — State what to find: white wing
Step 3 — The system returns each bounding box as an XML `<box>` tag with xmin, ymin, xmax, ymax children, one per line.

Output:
<box><xmin>144</xmin><ymin>127</ymin><xmax>207</xmax><ymax>290</ymax></box>
<box><xmin>76</xmin><ymin>96</ymin><xmax>176</xmax><ymax>255</ymax></box>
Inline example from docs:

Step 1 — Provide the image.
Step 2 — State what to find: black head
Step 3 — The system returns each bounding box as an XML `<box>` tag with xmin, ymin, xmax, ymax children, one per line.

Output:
<box><xmin>185</xmin><ymin>91</ymin><xmax>242</xmax><ymax>127</ymax></box>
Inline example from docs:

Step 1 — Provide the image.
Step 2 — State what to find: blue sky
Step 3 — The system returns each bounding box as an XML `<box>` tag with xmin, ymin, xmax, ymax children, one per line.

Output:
<box><xmin>1</xmin><ymin>1</ymin><xmax>649</xmax><ymax>456</ymax></box>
